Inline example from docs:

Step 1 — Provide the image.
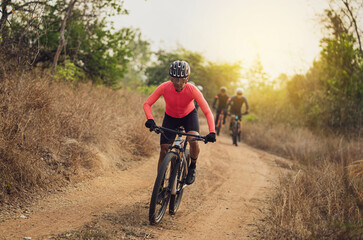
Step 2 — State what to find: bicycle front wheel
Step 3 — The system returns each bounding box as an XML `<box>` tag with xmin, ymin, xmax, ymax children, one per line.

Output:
<box><xmin>149</xmin><ymin>152</ymin><xmax>177</xmax><ymax>225</ymax></box>
<box><xmin>216</xmin><ymin>123</ymin><xmax>221</xmax><ymax>136</ymax></box>
<box><xmin>232</xmin><ymin>121</ymin><xmax>238</xmax><ymax>146</ymax></box>
<box><xmin>169</xmin><ymin>149</ymin><xmax>189</xmax><ymax>215</ymax></box>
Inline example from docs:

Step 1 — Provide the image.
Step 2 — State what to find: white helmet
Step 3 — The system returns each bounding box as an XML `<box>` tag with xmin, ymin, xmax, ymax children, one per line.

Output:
<box><xmin>197</xmin><ymin>85</ymin><xmax>203</xmax><ymax>91</ymax></box>
<box><xmin>236</xmin><ymin>88</ymin><xmax>244</xmax><ymax>94</ymax></box>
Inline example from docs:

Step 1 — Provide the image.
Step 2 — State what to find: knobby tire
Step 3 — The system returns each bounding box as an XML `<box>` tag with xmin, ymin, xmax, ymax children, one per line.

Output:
<box><xmin>169</xmin><ymin>149</ymin><xmax>189</xmax><ymax>215</ymax></box>
<box><xmin>149</xmin><ymin>152</ymin><xmax>178</xmax><ymax>225</ymax></box>
<box><xmin>232</xmin><ymin>121</ymin><xmax>238</xmax><ymax>146</ymax></box>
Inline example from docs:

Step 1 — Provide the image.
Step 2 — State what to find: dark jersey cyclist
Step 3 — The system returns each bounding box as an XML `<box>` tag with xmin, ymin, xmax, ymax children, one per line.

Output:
<box><xmin>212</xmin><ymin>87</ymin><xmax>229</xmax><ymax>125</ymax></box>
<box><xmin>226</xmin><ymin>88</ymin><xmax>249</xmax><ymax>127</ymax></box>
<box><xmin>143</xmin><ymin>60</ymin><xmax>216</xmax><ymax>185</ymax></box>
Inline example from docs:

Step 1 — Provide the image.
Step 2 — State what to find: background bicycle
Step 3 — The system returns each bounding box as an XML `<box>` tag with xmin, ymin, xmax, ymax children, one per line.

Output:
<box><xmin>230</xmin><ymin>112</ymin><xmax>248</xmax><ymax>146</ymax></box>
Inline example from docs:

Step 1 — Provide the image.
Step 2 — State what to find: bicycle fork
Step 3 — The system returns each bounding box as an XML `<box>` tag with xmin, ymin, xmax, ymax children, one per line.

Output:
<box><xmin>170</xmin><ymin>154</ymin><xmax>188</xmax><ymax>195</ymax></box>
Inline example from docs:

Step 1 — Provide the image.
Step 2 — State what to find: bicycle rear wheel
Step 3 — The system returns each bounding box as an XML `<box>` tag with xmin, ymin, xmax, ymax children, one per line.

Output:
<box><xmin>149</xmin><ymin>152</ymin><xmax>177</xmax><ymax>224</ymax></box>
<box><xmin>169</xmin><ymin>149</ymin><xmax>189</xmax><ymax>214</ymax></box>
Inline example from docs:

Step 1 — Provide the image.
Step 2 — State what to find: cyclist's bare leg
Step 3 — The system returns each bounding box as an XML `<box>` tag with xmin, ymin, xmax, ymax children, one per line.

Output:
<box><xmin>187</xmin><ymin>131</ymin><xmax>200</xmax><ymax>162</ymax></box>
<box><xmin>158</xmin><ymin>144</ymin><xmax>170</xmax><ymax>172</ymax></box>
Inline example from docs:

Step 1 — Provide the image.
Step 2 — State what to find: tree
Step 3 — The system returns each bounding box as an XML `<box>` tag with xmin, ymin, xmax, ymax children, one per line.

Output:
<box><xmin>145</xmin><ymin>48</ymin><xmax>242</xmax><ymax>101</ymax></box>
<box><xmin>122</xmin><ymin>29</ymin><xmax>151</xmax><ymax>88</ymax></box>
<box><xmin>245</xmin><ymin>56</ymin><xmax>270</xmax><ymax>90</ymax></box>
<box><xmin>145</xmin><ymin>49</ymin><xmax>180</xmax><ymax>86</ymax></box>
<box><xmin>51</xmin><ymin>0</ymin><xmax>77</xmax><ymax>75</ymax></box>
<box><xmin>0</xmin><ymin>0</ymin><xmax>138</xmax><ymax>86</ymax></box>
<box><xmin>285</xmin><ymin>3</ymin><xmax>363</xmax><ymax>130</ymax></box>
<box><xmin>325</xmin><ymin>0</ymin><xmax>362</xmax><ymax>54</ymax></box>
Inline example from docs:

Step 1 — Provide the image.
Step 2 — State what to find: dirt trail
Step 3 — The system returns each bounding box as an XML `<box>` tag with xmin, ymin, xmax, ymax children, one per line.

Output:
<box><xmin>0</xmin><ymin>130</ymin><xmax>285</xmax><ymax>239</ymax></box>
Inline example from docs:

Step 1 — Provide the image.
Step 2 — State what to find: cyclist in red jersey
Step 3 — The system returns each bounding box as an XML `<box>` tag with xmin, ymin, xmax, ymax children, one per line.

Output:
<box><xmin>143</xmin><ymin>60</ymin><xmax>216</xmax><ymax>185</ymax></box>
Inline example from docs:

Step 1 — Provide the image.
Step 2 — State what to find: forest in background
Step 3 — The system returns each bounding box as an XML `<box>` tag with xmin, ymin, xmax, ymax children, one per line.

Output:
<box><xmin>0</xmin><ymin>0</ymin><xmax>362</xmax><ymax>238</ymax></box>
<box><xmin>1</xmin><ymin>0</ymin><xmax>361</xmax><ymax>131</ymax></box>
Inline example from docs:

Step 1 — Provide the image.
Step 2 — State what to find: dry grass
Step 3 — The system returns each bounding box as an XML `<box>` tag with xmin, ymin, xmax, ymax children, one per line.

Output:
<box><xmin>242</xmin><ymin>121</ymin><xmax>363</xmax><ymax>239</ymax></box>
<box><xmin>0</xmin><ymin>73</ymin><xmax>160</xmax><ymax>205</ymax></box>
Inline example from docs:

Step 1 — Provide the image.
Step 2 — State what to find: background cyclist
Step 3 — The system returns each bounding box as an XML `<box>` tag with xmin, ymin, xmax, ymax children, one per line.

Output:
<box><xmin>195</xmin><ymin>85</ymin><xmax>203</xmax><ymax>110</ymax></box>
<box><xmin>212</xmin><ymin>87</ymin><xmax>229</xmax><ymax>126</ymax></box>
<box><xmin>143</xmin><ymin>60</ymin><xmax>216</xmax><ymax>185</ymax></box>
<box><xmin>225</xmin><ymin>88</ymin><xmax>249</xmax><ymax>131</ymax></box>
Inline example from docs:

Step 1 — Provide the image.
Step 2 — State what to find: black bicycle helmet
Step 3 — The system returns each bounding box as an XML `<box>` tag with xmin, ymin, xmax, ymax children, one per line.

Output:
<box><xmin>169</xmin><ymin>60</ymin><xmax>190</xmax><ymax>78</ymax></box>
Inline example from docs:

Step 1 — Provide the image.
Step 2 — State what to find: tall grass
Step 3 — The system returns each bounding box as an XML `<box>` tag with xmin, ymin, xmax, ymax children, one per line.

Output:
<box><xmin>242</xmin><ymin>121</ymin><xmax>363</xmax><ymax>239</ymax></box>
<box><xmin>0</xmin><ymin>73</ymin><xmax>160</xmax><ymax>204</ymax></box>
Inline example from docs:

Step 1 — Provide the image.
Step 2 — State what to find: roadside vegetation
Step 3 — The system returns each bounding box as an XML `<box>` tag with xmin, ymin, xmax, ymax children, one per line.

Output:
<box><xmin>240</xmin><ymin>1</ymin><xmax>363</xmax><ymax>238</ymax></box>
<box><xmin>0</xmin><ymin>73</ymin><xmax>161</xmax><ymax>206</ymax></box>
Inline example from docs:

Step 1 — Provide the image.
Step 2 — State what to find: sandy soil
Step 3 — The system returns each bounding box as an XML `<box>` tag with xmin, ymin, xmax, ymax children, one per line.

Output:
<box><xmin>0</xmin><ymin>130</ymin><xmax>286</xmax><ymax>240</ymax></box>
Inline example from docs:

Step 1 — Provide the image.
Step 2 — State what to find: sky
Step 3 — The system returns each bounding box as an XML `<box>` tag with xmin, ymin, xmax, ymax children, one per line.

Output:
<box><xmin>112</xmin><ymin>0</ymin><xmax>330</xmax><ymax>78</ymax></box>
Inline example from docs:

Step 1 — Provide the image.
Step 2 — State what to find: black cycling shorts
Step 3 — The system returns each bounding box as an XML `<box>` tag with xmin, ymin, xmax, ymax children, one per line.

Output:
<box><xmin>160</xmin><ymin>108</ymin><xmax>200</xmax><ymax>145</ymax></box>
<box><xmin>230</xmin><ymin>111</ymin><xmax>242</xmax><ymax>120</ymax></box>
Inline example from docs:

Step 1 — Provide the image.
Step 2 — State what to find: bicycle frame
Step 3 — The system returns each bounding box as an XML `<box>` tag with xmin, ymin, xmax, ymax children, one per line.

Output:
<box><xmin>154</xmin><ymin>127</ymin><xmax>206</xmax><ymax>194</ymax></box>
<box><xmin>169</xmin><ymin>134</ymin><xmax>187</xmax><ymax>195</ymax></box>
<box><xmin>234</xmin><ymin>115</ymin><xmax>241</xmax><ymax>132</ymax></box>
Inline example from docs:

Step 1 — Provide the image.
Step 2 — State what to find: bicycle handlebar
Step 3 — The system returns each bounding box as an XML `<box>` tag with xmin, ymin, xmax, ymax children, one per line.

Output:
<box><xmin>227</xmin><ymin>112</ymin><xmax>248</xmax><ymax>116</ymax></box>
<box><xmin>153</xmin><ymin>126</ymin><xmax>207</xmax><ymax>142</ymax></box>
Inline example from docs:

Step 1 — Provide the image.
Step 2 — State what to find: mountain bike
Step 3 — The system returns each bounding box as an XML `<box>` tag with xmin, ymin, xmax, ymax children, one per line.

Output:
<box><xmin>149</xmin><ymin>126</ymin><xmax>207</xmax><ymax>225</ymax></box>
<box><xmin>231</xmin><ymin>112</ymin><xmax>247</xmax><ymax>146</ymax></box>
<box><xmin>215</xmin><ymin>110</ymin><xmax>225</xmax><ymax>136</ymax></box>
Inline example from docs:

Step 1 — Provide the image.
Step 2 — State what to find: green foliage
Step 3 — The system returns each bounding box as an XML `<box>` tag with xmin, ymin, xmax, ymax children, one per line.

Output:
<box><xmin>145</xmin><ymin>48</ymin><xmax>242</xmax><ymax>101</ymax></box>
<box><xmin>286</xmin><ymin>33</ymin><xmax>362</xmax><ymax>130</ymax></box>
<box><xmin>54</xmin><ymin>60</ymin><xmax>85</xmax><ymax>87</ymax></box>
<box><xmin>244</xmin><ymin>113</ymin><xmax>259</xmax><ymax>122</ymax></box>
<box><xmin>1</xmin><ymin>0</ymin><xmax>141</xmax><ymax>87</ymax></box>
<box><xmin>249</xmin><ymin>5</ymin><xmax>363</xmax><ymax>132</ymax></box>
<box><xmin>137</xmin><ymin>85</ymin><xmax>157</xmax><ymax>95</ymax></box>
<box><xmin>75</xmin><ymin>22</ymin><xmax>134</xmax><ymax>86</ymax></box>
<box><xmin>245</xmin><ymin>56</ymin><xmax>270</xmax><ymax>90</ymax></box>
<box><xmin>145</xmin><ymin>50</ymin><xmax>180</xmax><ymax>86</ymax></box>
<box><xmin>122</xmin><ymin>30</ymin><xmax>152</xmax><ymax>87</ymax></box>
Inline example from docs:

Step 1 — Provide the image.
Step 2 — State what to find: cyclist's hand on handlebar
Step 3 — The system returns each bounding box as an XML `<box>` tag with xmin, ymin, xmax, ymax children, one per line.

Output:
<box><xmin>145</xmin><ymin>119</ymin><xmax>156</xmax><ymax>131</ymax></box>
<box><xmin>205</xmin><ymin>132</ymin><xmax>216</xmax><ymax>143</ymax></box>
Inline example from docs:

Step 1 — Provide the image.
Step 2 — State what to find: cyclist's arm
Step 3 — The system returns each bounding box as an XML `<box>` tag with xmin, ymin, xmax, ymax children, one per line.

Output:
<box><xmin>225</xmin><ymin>98</ymin><xmax>232</xmax><ymax>112</ymax></box>
<box><xmin>192</xmin><ymin>87</ymin><xmax>215</xmax><ymax>133</ymax></box>
<box><xmin>212</xmin><ymin>95</ymin><xmax>218</xmax><ymax>109</ymax></box>
<box><xmin>143</xmin><ymin>84</ymin><xmax>165</xmax><ymax>120</ymax></box>
<box><xmin>243</xmin><ymin>96</ymin><xmax>249</xmax><ymax>113</ymax></box>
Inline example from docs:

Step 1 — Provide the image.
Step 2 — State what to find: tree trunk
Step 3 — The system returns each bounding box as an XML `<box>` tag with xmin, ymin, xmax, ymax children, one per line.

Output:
<box><xmin>342</xmin><ymin>0</ymin><xmax>362</xmax><ymax>55</ymax></box>
<box><xmin>51</xmin><ymin>0</ymin><xmax>77</xmax><ymax>76</ymax></box>
<box><xmin>0</xmin><ymin>0</ymin><xmax>11</xmax><ymax>40</ymax></box>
